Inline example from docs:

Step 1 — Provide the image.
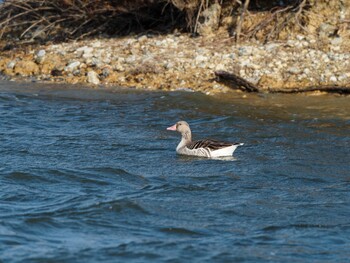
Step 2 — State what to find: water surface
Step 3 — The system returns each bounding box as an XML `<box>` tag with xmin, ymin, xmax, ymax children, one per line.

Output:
<box><xmin>0</xmin><ymin>81</ymin><xmax>349</xmax><ymax>262</ymax></box>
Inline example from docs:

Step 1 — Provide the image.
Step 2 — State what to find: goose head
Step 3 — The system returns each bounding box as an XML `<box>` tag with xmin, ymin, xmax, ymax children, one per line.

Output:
<box><xmin>167</xmin><ymin>121</ymin><xmax>192</xmax><ymax>140</ymax></box>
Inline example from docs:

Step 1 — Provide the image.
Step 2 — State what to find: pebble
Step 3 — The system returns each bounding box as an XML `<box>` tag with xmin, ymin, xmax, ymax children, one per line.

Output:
<box><xmin>87</xmin><ymin>70</ymin><xmax>100</xmax><ymax>85</ymax></box>
<box><xmin>65</xmin><ymin>61</ymin><xmax>81</xmax><ymax>72</ymax></box>
<box><xmin>35</xmin><ymin>50</ymin><xmax>46</xmax><ymax>64</ymax></box>
<box><xmin>7</xmin><ymin>60</ymin><xmax>16</xmax><ymax>69</ymax></box>
<box><xmin>125</xmin><ymin>55</ymin><xmax>136</xmax><ymax>64</ymax></box>
<box><xmin>195</xmin><ymin>55</ymin><xmax>208</xmax><ymax>65</ymax></box>
<box><xmin>102</xmin><ymin>67</ymin><xmax>110</xmax><ymax>78</ymax></box>
<box><xmin>287</xmin><ymin>67</ymin><xmax>302</xmax><ymax>74</ymax></box>
<box><xmin>265</xmin><ymin>43</ymin><xmax>279</xmax><ymax>52</ymax></box>
<box><xmin>73</xmin><ymin>68</ymin><xmax>81</xmax><ymax>76</ymax></box>
<box><xmin>329</xmin><ymin>76</ymin><xmax>337</xmax><ymax>82</ymax></box>
<box><xmin>91</xmin><ymin>41</ymin><xmax>101</xmax><ymax>48</ymax></box>
<box><xmin>137</xmin><ymin>35</ymin><xmax>148</xmax><ymax>43</ymax></box>
<box><xmin>114</xmin><ymin>63</ymin><xmax>125</xmax><ymax>72</ymax></box>
<box><xmin>75</xmin><ymin>47</ymin><xmax>93</xmax><ymax>59</ymax></box>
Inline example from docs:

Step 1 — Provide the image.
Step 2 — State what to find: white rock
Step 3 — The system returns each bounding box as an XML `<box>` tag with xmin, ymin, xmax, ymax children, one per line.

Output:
<box><xmin>338</xmin><ymin>74</ymin><xmax>348</xmax><ymax>81</ymax></box>
<box><xmin>82</xmin><ymin>53</ymin><xmax>94</xmax><ymax>59</ymax></box>
<box><xmin>86</xmin><ymin>58</ymin><xmax>103</xmax><ymax>68</ymax></box>
<box><xmin>91</xmin><ymin>41</ymin><xmax>101</xmax><ymax>48</ymax></box>
<box><xmin>286</xmin><ymin>40</ymin><xmax>297</xmax><ymax>46</ymax></box>
<box><xmin>303</xmin><ymin>68</ymin><xmax>310</xmax><ymax>75</ymax></box>
<box><xmin>239</xmin><ymin>69</ymin><xmax>246</xmax><ymax>76</ymax></box>
<box><xmin>154</xmin><ymin>41</ymin><xmax>163</xmax><ymax>47</ymax></box>
<box><xmin>102</xmin><ymin>67</ymin><xmax>110</xmax><ymax>77</ymax></box>
<box><xmin>57</xmin><ymin>50</ymin><xmax>67</xmax><ymax>56</ymax></box>
<box><xmin>103</xmin><ymin>58</ymin><xmax>111</xmax><ymax>64</ymax></box>
<box><xmin>125</xmin><ymin>55</ymin><xmax>136</xmax><ymax>64</ymax></box>
<box><xmin>331</xmin><ymin>37</ymin><xmax>343</xmax><ymax>46</ymax></box>
<box><xmin>195</xmin><ymin>55</ymin><xmax>208</xmax><ymax>64</ymax></box>
<box><xmin>331</xmin><ymin>46</ymin><xmax>341</xmax><ymax>51</ymax></box>
<box><xmin>137</xmin><ymin>35</ymin><xmax>148</xmax><ymax>43</ymax></box>
<box><xmin>274</xmin><ymin>61</ymin><xmax>283</xmax><ymax>68</ymax></box>
<box><xmin>265</xmin><ymin>43</ymin><xmax>279</xmax><ymax>52</ymax></box>
<box><xmin>214</xmin><ymin>64</ymin><xmax>225</xmax><ymax>71</ymax></box>
<box><xmin>309</xmin><ymin>39</ymin><xmax>317</xmax><ymax>44</ymax></box>
<box><xmin>7</xmin><ymin>60</ymin><xmax>16</xmax><ymax>69</ymax></box>
<box><xmin>329</xmin><ymin>76</ymin><xmax>337</xmax><ymax>82</ymax></box>
<box><xmin>35</xmin><ymin>49</ymin><xmax>46</xmax><ymax>64</ymax></box>
<box><xmin>114</xmin><ymin>64</ymin><xmax>125</xmax><ymax>72</ymax></box>
<box><xmin>301</xmin><ymin>40</ymin><xmax>309</xmax><ymax>47</ymax></box>
<box><xmin>72</xmin><ymin>69</ymin><xmax>80</xmax><ymax>76</ymax></box>
<box><xmin>166</xmin><ymin>38</ymin><xmax>175</xmax><ymax>43</ymax></box>
<box><xmin>65</xmin><ymin>61</ymin><xmax>81</xmax><ymax>72</ymax></box>
<box><xmin>238</xmin><ymin>46</ymin><xmax>255</xmax><ymax>56</ymax></box>
<box><xmin>36</xmin><ymin>49</ymin><xmax>46</xmax><ymax>57</ymax></box>
<box><xmin>287</xmin><ymin>67</ymin><xmax>302</xmax><ymax>74</ymax></box>
<box><xmin>246</xmin><ymin>77</ymin><xmax>260</xmax><ymax>85</ymax></box>
<box><xmin>76</xmin><ymin>46</ymin><xmax>94</xmax><ymax>59</ymax></box>
<box><xmin>248</xmin><ymin>63</ymin><xmax>261</xmax><ymax>70</ymax></box>
<box><xmin>164</xmin><ymin>62</ymin><xmax>174</xmax><ymax>69</ymax></box>
<box><xmin>87</xmin><ymin>71</ymin><xmax>100</xmax><ymax>85</ymax></box>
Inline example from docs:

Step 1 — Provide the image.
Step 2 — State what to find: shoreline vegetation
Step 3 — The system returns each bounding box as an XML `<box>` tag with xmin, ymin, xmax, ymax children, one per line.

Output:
<box><xmin>0</xmin><ymin>0</ymin><xmax>349</xmax><ymax>95</ymax></box>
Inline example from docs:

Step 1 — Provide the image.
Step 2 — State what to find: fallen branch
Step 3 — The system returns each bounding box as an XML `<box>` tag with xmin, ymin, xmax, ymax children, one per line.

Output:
<box><xmin>215</xmin><ymin>70</ymin><xmax>259</xmax><ymax>92</ymax></box>
<box><xmin>243</xmin><ymin>0</ymin><xmax>309</xmax><ymax>41</ymax></box>
<box><xmin>235</xmin><ymin>0</ymin><xmax>250</xmax><ymax>42</ymax></box>
<box><xmin>268</xmin><ymin>86</ymin><xmax>350</xmax><ymax>95</ymax></box>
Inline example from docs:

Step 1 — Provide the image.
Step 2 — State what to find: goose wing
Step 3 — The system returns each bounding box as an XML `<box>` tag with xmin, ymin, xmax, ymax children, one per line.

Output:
<box><xmin>187</xmin><ymin>139</ymin><xmax>235</xmax><ymax>151</ymax></box>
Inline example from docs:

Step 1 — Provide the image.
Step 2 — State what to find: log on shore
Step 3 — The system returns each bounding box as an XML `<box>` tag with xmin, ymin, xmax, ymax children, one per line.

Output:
<box><xmin>214</xmin><ymin>71</ymin><xmax>350</xmax><ymax>94</ymax></box>
<box><xmin>214</xmin><ymin>71</ymin><xmax>259</xmax><ymax>92</ymax></box>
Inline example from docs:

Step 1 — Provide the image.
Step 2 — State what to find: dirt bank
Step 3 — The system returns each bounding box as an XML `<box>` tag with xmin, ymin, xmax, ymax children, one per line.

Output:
<box><xmin>0</xmin><ymin>31</ymin><xmax>349</xmax><ymax>95</ymax></box>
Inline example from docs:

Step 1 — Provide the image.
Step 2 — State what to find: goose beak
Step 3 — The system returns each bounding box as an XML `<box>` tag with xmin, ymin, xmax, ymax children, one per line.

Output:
<box><xmin>167</xmin><ymin>124</ymin><xmax>177</xmax><ymax>131</ymax></box>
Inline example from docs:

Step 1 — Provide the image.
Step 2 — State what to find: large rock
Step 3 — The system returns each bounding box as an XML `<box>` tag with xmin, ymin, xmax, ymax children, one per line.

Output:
<box><xmin>76</xmin><ymin>46</ymin><xmax>94</xmax><ymax>58</ymax></box>
<box><xmin>65</xmin><ymin>61</ymin><xmax>81</xmax><ymax>72</ymax></box>
<box><xmin>14</xmin><ymin>60</ymin><xmax>39</xmax><ymax>76</ymax></box>
<box><xmin>87</xmin><ymin>70</ymin><xmax>100</xmax><ymax>85</ymax></box>
<box><xmin>40</xmin><ymin>54</ymin><xmax>65</xmax><ymax>75</ymax></box>
<box><xmin>35</xmin><ymin>50</ymin><xmax>46</xmax><ymax>64</ymax></box>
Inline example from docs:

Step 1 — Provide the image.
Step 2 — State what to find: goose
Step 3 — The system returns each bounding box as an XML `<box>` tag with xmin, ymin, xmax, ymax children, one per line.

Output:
<box><xmin>167</xmin><ymin>121</ymin><xmax>243</xmax><ymax>158</ymax></box>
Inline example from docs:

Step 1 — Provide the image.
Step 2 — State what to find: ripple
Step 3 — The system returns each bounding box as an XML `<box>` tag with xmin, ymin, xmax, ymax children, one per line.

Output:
<box><xmin>158</xmin><ymin>227</ymin><xmax>204</xmax><ymax>236</ymax></box>
<box><xmin>86</xmin><ymin>167</ymin><xmax>147</xmax><ymax>181</ymax></box>
<box><xmin>6</xmin><ymin>171</ymin><xmax>48</xmax><ymax>182</ymax></box>
<box><xmin>92</xmin><ymin>198</ymin><xmax>150</xmax><ymax>215</ymax></box>
<box><xmin>262</xmin><ymin>223</ymin><xmax>350</xmax><ymax>232</ymax></box>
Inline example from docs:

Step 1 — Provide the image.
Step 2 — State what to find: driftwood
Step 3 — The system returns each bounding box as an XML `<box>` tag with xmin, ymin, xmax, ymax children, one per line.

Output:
<box><xmin>215</xmin><ymin>70</ymin><xmax>259</xmax><ymax>92</ymax></box>
<box><xmin>215</xmin><ymin>70</ymin><xmax>350</xmax><ymax>94</ymax></box>
<box><xmin>268</xmin><ymin>86</ymin><xmax>350</xmax><ymax>95</ymax></box>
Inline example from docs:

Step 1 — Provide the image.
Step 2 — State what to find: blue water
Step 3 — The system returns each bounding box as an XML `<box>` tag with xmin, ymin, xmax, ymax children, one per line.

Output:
<box><xmin>0</xmin><ymin>81</ymin><xmax>349</xmax><ymax>262</ymax></box>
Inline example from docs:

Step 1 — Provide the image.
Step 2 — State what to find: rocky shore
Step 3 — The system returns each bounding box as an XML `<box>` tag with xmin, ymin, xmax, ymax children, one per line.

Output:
<box><xmin>1</xmin><ymin>32</ymin><xmax>349</xmax><ymax>95</ymax></box>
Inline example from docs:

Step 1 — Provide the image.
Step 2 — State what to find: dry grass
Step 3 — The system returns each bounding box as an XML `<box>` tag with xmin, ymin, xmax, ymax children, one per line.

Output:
<box><xmin>0</xmin><ymin>0</ymin><xmax>309</xmax><ymax>45</ymax></box>
<box><xmin>0</xmin><ymin>0</ymin><xmax>187</xmax><ymax>43</ymax></box>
